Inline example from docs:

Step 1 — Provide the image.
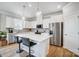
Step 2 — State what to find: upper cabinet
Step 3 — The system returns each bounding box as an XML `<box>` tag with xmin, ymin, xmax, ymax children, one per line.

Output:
<box><xmin>14</xmin><ymin>19</ymin><xmax>24</xmax><ymax>30</ymax></box>
<box><xmin>0</xmin><ymin>14</ymin><xmax>6</xmax><ymax>31</ymax></box>
<box><xmin>43</xmin><ymin>18</ymin><xmax>50</xmax><ymax>28</ymax></box>
<box><xmin>50</xmin><ymin>15</ymin><xmax>63</xmax><ymax>23</ymax></box>
<box><xmin>31</xmin><ymin>21</ymin><xmax>37</xmax><ymax>28</ymax></box>
<box><xmin>24</xmin><ymin>21</ymin><xmax>37</xmax><ymax>28</ymax></box>
<box><xmin>24</xmin><ymin>21</ymin><xmax>32</xmax><ymax>28</ymax></box>
<box><xmin>6</xmin><ymin>16</ymin><xmax>24</xmax><ymax>30</ymax></box>
<box><xmin>6</xmin><ymin>16</ymin><xmax>14</xmax><ymax>28</ymax></box>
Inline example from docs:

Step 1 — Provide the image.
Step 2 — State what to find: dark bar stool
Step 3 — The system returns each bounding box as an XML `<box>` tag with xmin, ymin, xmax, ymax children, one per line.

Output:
<box><xmin>15</xmin><ymin>36</ymin><xmax>23</xmax><ymax>53</ymax></box>
<box><xmin>21</xmin><ymin>37</ymin><xmax>36</xmax><ymax>57</ymax></box>
<box><xmin>0</xmin><ymin>54</ymin><xmax>2</xmax><ymax>57</ymax></box>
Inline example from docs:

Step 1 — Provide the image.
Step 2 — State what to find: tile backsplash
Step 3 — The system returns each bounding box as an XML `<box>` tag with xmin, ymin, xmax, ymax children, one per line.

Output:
<box><xmin>13</xmin><ymin>28</ymin><xmax>49</xmax><ymax>34</ymax></box>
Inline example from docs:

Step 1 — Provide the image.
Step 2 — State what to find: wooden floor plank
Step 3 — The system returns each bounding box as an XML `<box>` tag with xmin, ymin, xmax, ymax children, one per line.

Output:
<box><xmin>48</xmin><ymin>45</ymin><xmax>77</xmax><ymax>57</ymax></box>
<box><xmin>0</xmin><ymin>44</ymin><xmax>77</xmax><ymax>57</ymax></box>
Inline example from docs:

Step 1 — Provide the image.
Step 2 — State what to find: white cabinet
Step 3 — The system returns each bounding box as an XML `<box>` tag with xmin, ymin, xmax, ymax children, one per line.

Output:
<box><xmin>0</xmin><ymin>14</ymin><xmax>6</xmax><ymax>31</ymax></box>
<box><xmin>64</xmin><ymin>15</ymin><xmax>79</xmax><ymax>55</ymax></box>
<box><xmin>6</xmin><ymin>17</ymin><xmax>24</xmax><ymax>30</ymax></box>
<box><xmin>24</xmin><ymin>21</ymin><xmax>32</xmax><ymax>28</ymax></box>
<box><xmin>63</xmin><ymin>3</ymin><xmax>79</xmax><ymax>55</ymax></box>
<box><xmin>43</xmin><ymin>19</ymin><xmax>50</xmax><ymax>28</ymax></box>
<box><xmin>6</xmin><ymin>16</ymin><xmax>14</xmax><ymax>28</ymax></box>
<box><xmin>24</xmin><ymin>21</ymin><xmax>37</xmax><ymax>28</ymax></box>
<box><xmin>50</xmin><ymin>15</ymin><xmax>63</xmax><ymax>23</ymax></box>
<box><xmin>42</xmin><ymin>15</ymin><xmax>63</xmax><ymax>28</ymax></box>
<box><xmin>36</xmin><ymin>13</ymin><xmax>43</xmax><ymax>24</ymax></box>
<box><xmin>14</xmin><ymin>19</ymin><xmax>24</xmax><ymax>30</ymax></box>
<box><xmin>31</xmin><ymin>21</ymin><xmax>37</xmax><ymax>28</ymax></box>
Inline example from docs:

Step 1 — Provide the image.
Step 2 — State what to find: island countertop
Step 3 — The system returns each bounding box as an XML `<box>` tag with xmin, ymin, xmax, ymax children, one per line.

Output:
<box><xmin>15</xmin><ymin>32</ymin><xmax>50</xmax><ymax>57</ymax></box>
<box><xmin>15</xmin><ymin>32</ymin><xmax>50</xmax><ymax>42</ymax></box>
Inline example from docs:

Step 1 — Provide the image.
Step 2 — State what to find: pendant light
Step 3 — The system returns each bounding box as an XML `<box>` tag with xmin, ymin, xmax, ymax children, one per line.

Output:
<box><xmin>22</xmin><ymin>2</ymin><xmax>32</xmax><ymax>20</ymax></box>
<box><xmin>22</xmin><ymin>4</ymin><xmax>26</xmax><ymax>20</ymax></box>
<box><xmin>36</xmin><ymin>2</ymin><xmax>42</xmax><ymax>16</ymax></box>
<box><xmin>36</xmin><ymin>2</ymin><xmax>43</xmax><ymax>24</ymax></box>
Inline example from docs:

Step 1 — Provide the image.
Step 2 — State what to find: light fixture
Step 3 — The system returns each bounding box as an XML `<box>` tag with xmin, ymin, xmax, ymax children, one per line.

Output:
<box><xmin>22</xmin><ymin>16</ymin><xmax>25</xmax><ymax>20</ymax></box>
<box><xmin>22</xmin><ymin>4</ymin><xmax>26</xmax><ymax>20</ymax></box>
<box><xmin>36</xmin><ymin>10</ymin><xmax>42</xmax><ymax>16</ymax></box>
<box><xmin>36</xmin><ymin>2</ymin><xmax>42</xmax><ymax>16</ymax></box>
<box><xmin>28</xmin><ymin>4</ymin><xmax>32</xmax><ymax>7</ymax></box>
<box><xmin>57</xmin><ymin>5</ymin><xmax>61</xmax><ymax>9</ymax></box>
<box><xmin>22</xmin><ymin>3</ymin><xmax>32</xmax><ymax>20</ymax></box>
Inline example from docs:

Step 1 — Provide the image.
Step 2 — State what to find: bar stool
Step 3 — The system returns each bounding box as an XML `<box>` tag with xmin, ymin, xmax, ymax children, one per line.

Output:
<box><xmin>21</xmin><ymin>37</ymin><xmax>36</xmax><ymax>57</ymax></box>
<box><xmin>15</xmin><ymin>36</ymin><xmax>23</xmax><ymax>53</ymax></box>
<box><xmin>0</xmin><ymin>54</ymin><xmax>2</xmax><ymax>57</ymax></box>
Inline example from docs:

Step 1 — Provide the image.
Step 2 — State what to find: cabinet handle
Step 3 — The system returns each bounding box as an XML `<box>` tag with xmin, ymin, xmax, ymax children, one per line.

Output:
<box><xmin>64</xmin><ymin>34</ymin><xmax>67</xmax><ymax>36</ymax></box>
<box><xmin>78</xmin><ymin>32</ymin><xmax>79</xmax><ymax>35</ymax></box>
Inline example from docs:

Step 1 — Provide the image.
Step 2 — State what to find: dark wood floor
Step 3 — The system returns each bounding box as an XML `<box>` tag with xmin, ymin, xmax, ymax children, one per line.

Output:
<box><xmin>0</xmin><ymin>44</ymin><xmax>78</xmax><ymax>57</ymax></box>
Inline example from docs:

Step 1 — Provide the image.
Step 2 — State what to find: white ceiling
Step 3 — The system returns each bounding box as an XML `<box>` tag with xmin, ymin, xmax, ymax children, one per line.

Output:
<box><xmin>0</xmin><ymin>2</ymin><xmax>69</xmax><ymax>18</ymax></box>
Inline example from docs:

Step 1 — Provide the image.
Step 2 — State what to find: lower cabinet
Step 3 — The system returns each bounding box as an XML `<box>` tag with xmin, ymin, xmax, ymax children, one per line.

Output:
<box><xmin>21</xmin><ymin>38</ymin><xmax>49</xmax><ymax>57</ymax></box>
<box><xmin>0</xmin><ymin>38</ymin><xmax>7</xmax><ymax>46</ymax></box>
<box><xmin>7</xmin><ymin>33</ymin><xmax>15</xmax><ymax>44</ymax></box>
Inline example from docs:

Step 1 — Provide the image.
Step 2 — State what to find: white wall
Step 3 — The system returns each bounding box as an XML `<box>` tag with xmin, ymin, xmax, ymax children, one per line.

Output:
<box><xmin>63</xmin><ymin>2</ymin><xmax>79</xmax><ymax>55</ymax></box>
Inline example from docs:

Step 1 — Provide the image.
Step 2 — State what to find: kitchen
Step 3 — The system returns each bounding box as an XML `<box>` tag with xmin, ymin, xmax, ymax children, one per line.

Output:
<box><xmin>0</xmin><ymin>2</ymin><xmax>79</xmax><ymax>57</ymax></box>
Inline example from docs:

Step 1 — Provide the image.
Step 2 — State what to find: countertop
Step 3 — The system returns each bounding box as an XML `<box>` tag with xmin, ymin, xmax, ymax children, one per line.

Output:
<box><xmin>15</xmin><ymin>32</ymin><xmax>50</xmax><ymax>42</ymax></box>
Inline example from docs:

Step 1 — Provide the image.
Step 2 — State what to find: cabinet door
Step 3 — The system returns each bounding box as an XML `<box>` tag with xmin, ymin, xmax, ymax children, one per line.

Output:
<box><xmin>0</xmin><ymin>15</ymin><xmax>6</xmax><ymax>31</ymax></box>
<box><xmin>64</xmin><ymin>15</ymin><xmax>79</xmax><ymax>53</ymax></box>
<box><xmin>6</xmin><ymin>17</ymin><xmax>14</xmax><ymax>28</ymax></box>
<box><xmin>14</xmin><ymin>19</ymin><xmax>23</xmax><ymax>29</ymax></box>
<box><xmin>43</xmin><ymin>19</ymin><xmax>49</xmax><ymax>28</ymax></box>
<box><xmin>31</xmin><ymin>21</ymin><xmax>37</xmax><ymax>28</ymax></box>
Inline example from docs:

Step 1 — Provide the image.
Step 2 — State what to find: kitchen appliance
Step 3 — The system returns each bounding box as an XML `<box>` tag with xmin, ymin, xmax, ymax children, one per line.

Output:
<box><xmin>49</xmin><ymin>22</ymin><xmax>63</xmax><ymax>46</ymax></box>
<box><xmin>6</xmin><ymin>28</ymin><xmax>13</xmax><ymax>33</ymax></box>
<box><xmin>36</xmin><ymin>24</ymin><xmax>43</xmax><ymax>28</ymax></box>
<box><xmin>6</xmin><ymin>28</ymin><xmax>15</xmax><ymax>44</ymax></box>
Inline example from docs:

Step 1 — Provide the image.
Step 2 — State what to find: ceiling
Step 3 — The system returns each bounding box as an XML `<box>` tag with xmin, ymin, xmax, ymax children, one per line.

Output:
<box><xmin>0</xmin><ymin>2</ymin><xmax>69</xmax><ymax>18</ymax></box>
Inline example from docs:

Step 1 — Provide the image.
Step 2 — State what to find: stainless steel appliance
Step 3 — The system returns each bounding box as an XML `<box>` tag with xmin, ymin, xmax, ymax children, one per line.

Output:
<box><xmin>49</xmin><ymin>22</ymin><xmax>63</xmax><ymax>46</ymax></box>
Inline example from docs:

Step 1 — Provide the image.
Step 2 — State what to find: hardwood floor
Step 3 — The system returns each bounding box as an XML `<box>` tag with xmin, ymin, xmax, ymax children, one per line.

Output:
<box><xmin>0</xmin><ymin>44</ymin><xmax>78</xmax><ymax>57</ymax></box>
<box><xmin>0</xmin><ymin>44</ymin><xmax>28</xmax><ymax>57</ymax></box>
<box><xmin>47</xmin><ymin>45</ymin><xmax>77</xmax><ymax>57</ymax></box>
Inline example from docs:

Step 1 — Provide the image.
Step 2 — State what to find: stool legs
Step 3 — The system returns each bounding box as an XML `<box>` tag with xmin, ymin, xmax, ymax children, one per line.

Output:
<box><xmin>16</xmin><ymin>37</ymin><xmax>23</xmax><ymax>53</ymax></box>
<box><xmin>16</xmin><ymin>42</ymin><xmax>23</xmax><ymax>53</ymax></box>
<box><xmin>0</xmin><ymin>54</ymin><xmax>2</xmax><ymax>57</ymax></box>
<box><xmin>26</xmin><ymin>42</ymin><xmax>35</xmax><ymax>57</ymax></box>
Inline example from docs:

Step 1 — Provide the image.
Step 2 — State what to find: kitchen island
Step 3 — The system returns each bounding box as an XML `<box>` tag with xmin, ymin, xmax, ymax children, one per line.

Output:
<box><xmin>15</xmin><ymin>32</ymin><xmax>50</xmax><ymax>57</ymax></box>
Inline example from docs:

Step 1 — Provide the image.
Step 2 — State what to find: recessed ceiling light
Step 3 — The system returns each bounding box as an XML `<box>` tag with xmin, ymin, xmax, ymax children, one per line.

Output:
<box><xmin>57</xmin><ymin>5</ymin><xmax>61</xmax><ymax>9</ymax></box>
<box><xmin>36</xmin><ymin>11</ymin><xmax>42</xmax><ymax>16</ymax></box>
<box><xmin>22</xmin><ymin>16</ymin><xmax>25</xmax><ymax>20</ymax></box>
<box><xmin>28</xmin><ymin>4</ymin><xmax>32</xmax><ymax>7</ymax></box>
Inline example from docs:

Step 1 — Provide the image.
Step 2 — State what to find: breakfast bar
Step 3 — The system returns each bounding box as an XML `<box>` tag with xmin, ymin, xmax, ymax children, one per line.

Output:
<box><xmin>15</xmin><ymin>32</ymin><xmax>50</xmax><ymax>57</ymax></box>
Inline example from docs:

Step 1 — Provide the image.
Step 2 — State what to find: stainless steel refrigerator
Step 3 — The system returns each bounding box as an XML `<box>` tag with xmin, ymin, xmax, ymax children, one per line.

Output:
<box><xmin>49</xmin><ymin>22</ymin><xmax>63</xmax><ymax>46</ymax></box>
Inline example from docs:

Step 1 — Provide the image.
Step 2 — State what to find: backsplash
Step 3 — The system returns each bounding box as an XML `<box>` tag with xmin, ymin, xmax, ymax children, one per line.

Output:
<box><xmin>12</xmin><ymin>28</ymin><xmax>49</xmax><ymax>34</ymax></box>
<box><xmin>31</xmin><ymin>28</ymin><xmax>49</xmax><ymax>33</ymax></box>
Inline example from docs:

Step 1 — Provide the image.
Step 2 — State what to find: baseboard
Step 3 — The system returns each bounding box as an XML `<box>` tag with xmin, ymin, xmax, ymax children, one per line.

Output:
<box><xmin>63</xmin><ymin>46</ymin><xmax>79</xmax><ymax>57</ymax></box>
